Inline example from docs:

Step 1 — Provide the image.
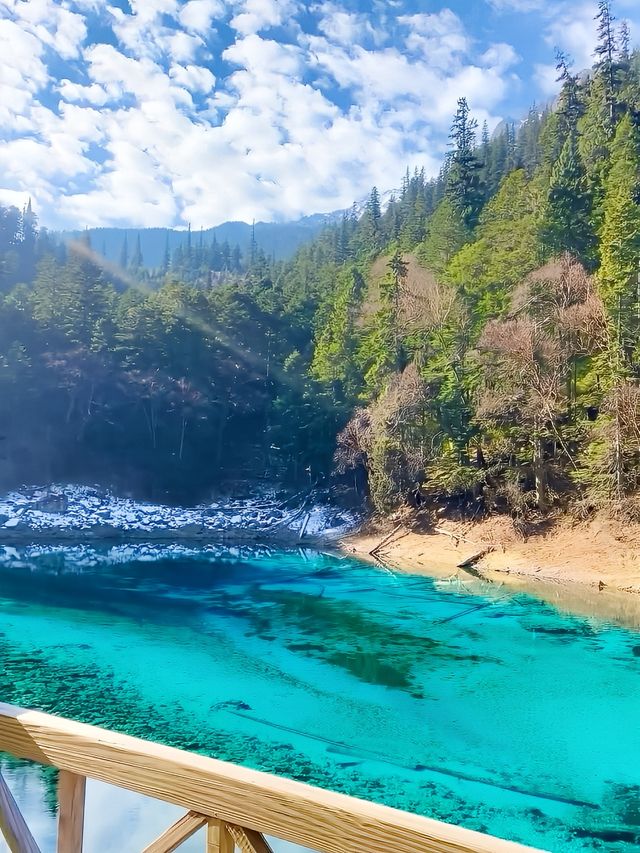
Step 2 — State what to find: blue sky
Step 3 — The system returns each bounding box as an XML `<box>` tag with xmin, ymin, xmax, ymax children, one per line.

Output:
<box><xmin>1</xmin><ymin>0</ymin><xmax>639</xmax><ymax>229</ymax></box>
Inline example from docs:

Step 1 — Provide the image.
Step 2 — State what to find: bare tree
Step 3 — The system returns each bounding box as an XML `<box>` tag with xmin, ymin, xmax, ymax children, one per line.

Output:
<box><xmin>335</xmin><ymin>364</ymin><xmax>432</xmax><ymax>509</ymax></box>
<box><xmin>476</xmin><ymin>256</ymin><xmax>606</xmax><ymax>512</ymax></box>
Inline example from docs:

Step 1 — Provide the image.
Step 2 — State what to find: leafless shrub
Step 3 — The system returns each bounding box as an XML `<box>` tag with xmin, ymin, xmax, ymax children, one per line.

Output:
<box><xmin>334</xmin><ymin>408</ymin><xmax>372</xmax><ymax>474</ymax></box>
<box><xmin>603</xmin><ymin>381</ymin><xmax>640</xmax><ymax>450</ymax></box>
<box><xmin>511</xmin><ymin>254</ymin><xmax>608</xmax><ymax>350</ymax></box>
<box><xmin>476</xmin><ymin>317</ymin><xmax>566</xmax><ymax>426</ymax></box>
<box><xmin>334</xmin><ymin>363</ymin><xmax>432</xmax><ymax>509</ymax></box>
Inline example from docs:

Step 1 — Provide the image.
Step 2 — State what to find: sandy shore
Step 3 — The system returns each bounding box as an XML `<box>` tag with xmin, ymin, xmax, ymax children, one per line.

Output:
<box><xmin>340</xmin><ymin>513</ymin><xmax>640</xmax><ymax>629</ymax></box>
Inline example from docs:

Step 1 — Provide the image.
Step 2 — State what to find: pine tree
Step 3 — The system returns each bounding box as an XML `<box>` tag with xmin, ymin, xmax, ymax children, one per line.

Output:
<box><xmin>599</xmin><ymin>114</ymin><xmax>640</xmax><ymax>357</ymax></box>
<box><xmin>448</xmin><ymin>170</ymin><xmax>541</xmax><ymax>320</ymax></box>
<box><xmin>541</xmin><ymin>133</ymin><xmax>596</xmax><ymax>267</ymax></box>
<box><xmin>221</xmin><ymin>240</ymin><xmax>231</xmax><ymax>269</ymax></box>
<box><xmin>447</xmin><ymin>98</ymin><xmax>483</xmax><ymax>229</ymax></box>
<box><xmin>196</xmin><ymin>227</ymin><xmax>204</xmax><ymax>269</ymax></box>
<box><xmin>336</xmin><ymin>213</ymin><xmax>350</xmax><ymax>262</ymax></box>
<box><xmin>18</xmin><ymin>198</ymin><xmax>38</xmax><ymax>282</ymax></box>
<box><xmin>418</xmin><ymin>198</ymin><xmax>469</xmax><ymax>275</ymax></box>
<box><xmin>311</xmin><ymin>268</ymin><xmax>365</xmax><ymax>402</ymax></box>
<box><xmin>619</xmin><ymin>19</ymin><xmax>631</xmax><ymax>63</ymax></box>
<box><xmin>518</xmin><ymin>106</ymin><xmax>543</xmax><ymax>175</ymax></box>
<box><xmin>21</xmin><ymin>199</ymin><xmax>37</xmax><ymax>248</ymax></box>
<box><xmin>505</xmin><ymin>122</ymin><xmax>519</xmax><ymax>172</ymax></box>
<box><xmin>486</xmin><ymin>129</ymin><xmax>508</xmax><ymax>195</ymax></box>
<box><xmin>555</xmin><ymin>50</ymin><xmax>583</xmax><ymax>137</ymax></box>
<box><xmin>31</xmin><ymin>255</ymin><xmax>63</xmax><ymax>330</ymax></box>
<box><xmin>130</xmin><ymin>235</ymin><xmax>143</xmax><ymax>272</ymax></box>
<box><xmin>119</xmin><ymin>234</ymin><xmax>128</xmax><ymax>270</ymax></box>
<box><xmin>162</xmin><ymin>233</ymin><xmax>170</xmax><ymax>273</ymax></box>
<box><xmin>172</xmin><ymin>243</ymin><xmax>184</xmax><ymax>273</ymax></box>
<box><xmin>481</xmin><ymin>120</ymin><xmax>490</xmax><ymax>150</ymax></box>
<box><xmin>249</xmin><ymin>221</ymin><xmax>257</xmax><ymax>268</ymax></box>
<box><xmin>578</xmin><ymin>73</ymin><xmax>614</xmax><ymax>199</ymax></box>
<box><xmin>594</xmin><ymin>0</ymin><xmax>618</xmax><ymax>127</ymax></box>
<box><xmin>363</xmin><ymin>187</ymin><xmax>382</xmax><ymax>250</ymax></box>
<box><xmin>384</xmin><ymin>250</ymin><xmax>408</xmax><ymax>372</ymax></box>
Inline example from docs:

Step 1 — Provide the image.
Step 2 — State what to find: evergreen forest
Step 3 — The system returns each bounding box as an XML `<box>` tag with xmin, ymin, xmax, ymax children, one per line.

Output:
<box><xmin>2</xmin><ymin>0</ymin><xmax>640</xmax><ymax>519</ymax></box>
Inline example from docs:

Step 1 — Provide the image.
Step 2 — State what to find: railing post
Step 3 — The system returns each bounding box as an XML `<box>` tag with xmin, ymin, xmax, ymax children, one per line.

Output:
<box><xmin>57</xmin><ymin>771</ymin><xmax>85</xmax><ymax>853</ymax></box>
<box><xmin>206</xmin><ymin>819</ymin><xmax>234</xmax><ymax>853</ymax></box>
<box><xmin>0</xmin><ymin>771</ymin><xmax>41</xmax><ymax>853</ymax></box>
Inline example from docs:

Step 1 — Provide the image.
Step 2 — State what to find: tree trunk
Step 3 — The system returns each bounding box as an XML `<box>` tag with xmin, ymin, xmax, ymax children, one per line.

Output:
<box><xmin>614</xmin><ymin>399</ymin><xmax>624</xmax><ymax>502</ymax></box>
<box><xmin>178</xmin><ymin>416</ymin><xmax>187</xmax><ymax>462</ymax></box>
<box><xmin>532</xmin><ymin>427</ymin><xmax>548</xmax><ymax>512</ymax></box>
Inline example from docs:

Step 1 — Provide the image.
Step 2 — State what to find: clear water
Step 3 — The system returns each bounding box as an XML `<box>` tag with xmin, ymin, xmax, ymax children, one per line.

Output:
<box><xmin>0</xmin><ymin>543</ymin><xmax>639</xmax><ymax>852</ymax></box>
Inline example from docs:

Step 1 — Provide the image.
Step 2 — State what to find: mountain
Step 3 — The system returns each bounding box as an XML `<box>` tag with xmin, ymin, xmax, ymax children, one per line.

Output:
<box><xmin>58</xmin><ymin>214</ymin><xmax>340</xmax><ymax>268</ymax></box>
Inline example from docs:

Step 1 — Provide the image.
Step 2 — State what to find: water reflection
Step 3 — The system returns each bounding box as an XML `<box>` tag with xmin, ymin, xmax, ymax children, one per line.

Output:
<box><xmin>0</xmin><ymin>761</ymin><xmax>316</xmax><ymax>853</ymax></box>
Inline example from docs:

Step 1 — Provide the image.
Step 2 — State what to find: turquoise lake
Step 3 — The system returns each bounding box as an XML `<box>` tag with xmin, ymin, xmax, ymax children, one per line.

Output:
<box><xmin>0</xmin><ymin>543</ymin><xmax>639</xmax><ymax>852</ymax></box>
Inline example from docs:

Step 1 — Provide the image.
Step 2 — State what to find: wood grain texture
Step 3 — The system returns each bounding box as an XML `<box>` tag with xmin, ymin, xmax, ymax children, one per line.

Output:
<box><xmin>226</xmin><ymin>823</ymin><xmax>274</xmax><ymax>853</ymax></box>
<box><xmin>142</xmin><ymin>810</ymin><xmax>207</xmax><ymax>853</ymax></box>
<box><xmin>0</xmin><ymin>702</ymin><xmax>547</xmax><ymax>853</ymax></box>
<box><xmin>0</xmin><ymin>771</ymin><xmax>41</xmax><ymax>853</ymax></box>
<box><xmin>57</xmin><ymin>771</ymin><xmax>85</xmax><ymax>853</ymax></box>
<box><xmin>206</xmin><ymin>820</ymin><xmax>233</xmax><ymax>853</ymax></box>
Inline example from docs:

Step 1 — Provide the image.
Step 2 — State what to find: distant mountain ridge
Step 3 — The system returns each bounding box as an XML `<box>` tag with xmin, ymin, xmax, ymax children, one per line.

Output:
<box><xmin>58</xmin><ymin>212</ymin><xmax>342</xmax><ymax>267</ymax></box>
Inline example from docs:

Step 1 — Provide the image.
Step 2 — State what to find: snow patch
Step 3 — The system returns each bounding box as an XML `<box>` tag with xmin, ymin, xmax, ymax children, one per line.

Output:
<box><xmin>0</xmin><ymin>486</ymin><xmax>359</xmax><ymax>539</ymax></box>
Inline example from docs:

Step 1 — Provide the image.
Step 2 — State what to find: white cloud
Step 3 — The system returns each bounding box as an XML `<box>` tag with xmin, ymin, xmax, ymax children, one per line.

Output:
<box><xmin>2</xmin><ymin>0</ymin><xmax>87</xmax><ymax>58</ymax></box>
<box><xmin>481</xmin><ymin>43</ymin><xmax>520</xmax><ymax>73</ymax></box>
<box><xmin>230</xmin><ymin>0</ymin><xmax>300</xmax><ymax>36</ymax></box>
<box><xmin>59</xmin><ymin>143</ymin><xmax>179</xmax><ymax>228</ymax></box>
<box><xmin>0</xmin><ymin>137</ymin><xmax>93</xmax><ymax>190</ymax></box>
<box><xmin>165</xmin><ymin>29</ymin><xmax>204</xmax><ymax>62</ymax></box>
<box><xmin>400</xmin><ymin>11</ymin><xmax>470</xmax><ymax>70</ymax></box>
<box><xmin>0</xmin><ymin>0</ymin><xmax>525</xmax><ymax>229</ymax></box>
<box><xmin>544</xmin><ymin>2</ymin><xmax>598</xmax><ymax>70</ymax></box>
<box><xmin>108</xmin><ymin>0</ymin><xmax>202</xmax><ymax>62</ymax></box>
<box><xmin>169</xmin><ymin>63</ymin><xmax>216</xmax><ymax>93</ymax></box>
<box><xmin>179</xmin><ymin>0</ymin><xmax>225</xmax><ymax>33</ymax></box>
<box><xmin>58</xmin><ymin>80</ymin><xmax>111</xmax><ymax>106</ymax></box>
<box><xmin>223</xmin><ymin>33</ymin><xmax>303</xmax><ymax>77</ymax></box>
<box><xmin>0</xmin><ymin>18</ymin><xmax>49</xmax><ymax>131</ymax></box>
<box><xmin>306</xmin><ymin>31</ymin><xmax>508</xmax><ymax>133</ymax></box>
<box><xmin>85</xmin><ymin>44</ymin><xmax>193</xmax><ymax>108</ymax></box>
<box><xmin>0</xmin><ymin>188</ymin><xmax>32</xmax><ymax>209</ymax></box>
<box><xmin>534</xmin><ymin>62</ymin><xmax>560</xmax><ymax>96</ymax></box>
<box><xmin>314</xmin><ymin>2</ymin><xmax>381</xmax><ymax>47</ymax></box>
<box><xmin>489</xmin><ymin>0</ymin><xmax>546</xmax><ymax>11</ymax></box>
<box><xmin>541</xmin><ymin>1</ymin><xmax>640</xmax><ymax>74</ymax></box>
<box><xmin>127</xmin><ymin>0</ymin><xmax>179</xmax><ymax>26</ymax></box>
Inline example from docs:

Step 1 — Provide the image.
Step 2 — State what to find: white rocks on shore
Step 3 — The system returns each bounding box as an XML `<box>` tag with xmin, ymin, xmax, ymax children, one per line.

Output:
<box><xmin>0</xmin><ymin>485</ymin><xmax>358</xmax><ymax>539</ymax></box>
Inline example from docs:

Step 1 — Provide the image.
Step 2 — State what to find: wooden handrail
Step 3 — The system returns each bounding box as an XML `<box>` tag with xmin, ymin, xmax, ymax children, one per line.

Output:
<box><xmin>0</xmin><ymin>702</ymin><xmax>546</xmax><ymax>853</ymax></box>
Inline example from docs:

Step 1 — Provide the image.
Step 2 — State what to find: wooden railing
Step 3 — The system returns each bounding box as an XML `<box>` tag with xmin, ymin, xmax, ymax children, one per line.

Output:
<box><xmin>0</xmin><ymin>702</ymin><xmax>546</xmax><ymax>853</ymax></box>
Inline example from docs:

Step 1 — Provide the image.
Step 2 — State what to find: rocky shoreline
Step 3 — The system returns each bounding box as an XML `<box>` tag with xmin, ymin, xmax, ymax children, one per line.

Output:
<box><xmin>0</xmin><ymin>485</ymin><xmax>359</xmax><ymax>546</ymax></box>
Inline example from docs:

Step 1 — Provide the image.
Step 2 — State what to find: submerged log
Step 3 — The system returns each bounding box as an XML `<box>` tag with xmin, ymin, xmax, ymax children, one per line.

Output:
<box><xmin>369</xmin><ymin>523</ymin><xmax>404</xmax><ymax>558</ymax></box>
<box><xmin>457</xmin><ymin>547</ymin><xmax>495</xmax><ymax>580</ymax></box>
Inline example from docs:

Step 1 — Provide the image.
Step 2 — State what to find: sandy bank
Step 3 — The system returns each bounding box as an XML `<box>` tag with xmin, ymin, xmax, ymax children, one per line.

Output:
<box><xmin>341</xmin><ymin>513</ymin><xmax>640</xmax><ymax>629</ymax></box>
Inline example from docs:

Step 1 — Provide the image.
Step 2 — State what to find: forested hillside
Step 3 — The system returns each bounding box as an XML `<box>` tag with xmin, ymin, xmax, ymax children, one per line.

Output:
<box><xmin>59</xmin><ymin>216</ymin><xmax>330</xmax><ymax>270</ymax></box>
<box><xmin>1</xmin><ymin>1</ymin><xmax>640</xmax><ymax>516</ymax></box>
